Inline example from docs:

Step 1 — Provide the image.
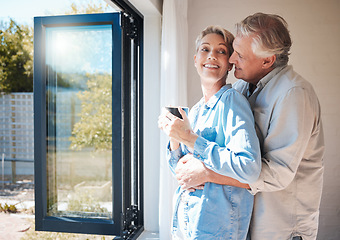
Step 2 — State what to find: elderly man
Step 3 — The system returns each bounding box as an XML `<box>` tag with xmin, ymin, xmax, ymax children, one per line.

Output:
<box><xmin>175</xmin><ymin>13</ymin><xmax>324</xmax><ymax>240</ymax></box>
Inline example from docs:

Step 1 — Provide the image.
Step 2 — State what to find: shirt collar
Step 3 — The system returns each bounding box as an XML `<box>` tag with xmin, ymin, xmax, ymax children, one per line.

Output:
<box><xmin>203</xmin><ymin>83</ymin><xmax>232</xmax><ymax>109</ymax></box>
<box><xmin>256</xmin><ymin>65</ymin><xmax>287</xmax><ymax>89</ymax></box>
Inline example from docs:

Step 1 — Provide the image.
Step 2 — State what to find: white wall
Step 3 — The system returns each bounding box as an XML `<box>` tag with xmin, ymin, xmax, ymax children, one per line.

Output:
<box><xmin>142</xmin><ymin>15</ymin><xmax>162</xmax><ymax>233</ymax></box>
<box><xmin>186</xmin><ymin>0</ymin><xmax>340</xmax><ymax>239</ymax></box>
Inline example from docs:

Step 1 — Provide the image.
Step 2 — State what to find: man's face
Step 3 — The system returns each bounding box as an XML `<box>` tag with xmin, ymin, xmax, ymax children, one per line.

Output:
<box><xmin>229</xmin><ymin>35</ymin><xmax>269</xmax><ymax>85</ymax></box>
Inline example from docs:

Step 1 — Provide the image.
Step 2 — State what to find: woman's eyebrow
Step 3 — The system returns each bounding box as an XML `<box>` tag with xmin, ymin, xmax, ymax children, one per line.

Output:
<box><xmin>200</xmin><ymin>42</ymin><xmax>227</xmax><ymax>47</ymax></box>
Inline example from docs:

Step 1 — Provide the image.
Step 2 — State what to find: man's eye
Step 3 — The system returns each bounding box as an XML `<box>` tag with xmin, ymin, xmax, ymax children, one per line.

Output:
<box><xmin>218</xmin><ymin>50</ymin><xmax>226</xmax><ymax>54</ymax></box>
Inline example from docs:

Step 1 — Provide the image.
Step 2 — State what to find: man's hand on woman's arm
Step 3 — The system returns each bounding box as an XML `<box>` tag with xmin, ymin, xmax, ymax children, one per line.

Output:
<box><xmin>175</xmin><ymin>154</ymin><xmax>250</xmax><ymax>190</ymax></box>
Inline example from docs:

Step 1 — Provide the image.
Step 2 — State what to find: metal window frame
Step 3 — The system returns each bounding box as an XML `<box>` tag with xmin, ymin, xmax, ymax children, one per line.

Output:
<box><xmin>34</xmin><ymin>4</ymin><xmax>144</xmax><ymax>238</ymax></box>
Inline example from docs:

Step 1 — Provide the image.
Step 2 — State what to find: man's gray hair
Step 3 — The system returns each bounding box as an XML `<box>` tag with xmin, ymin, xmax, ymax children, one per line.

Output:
<box><xmin>236</xmin><ymin>12</ymin><xmax>292</xmax><ymax>68</ymax></box>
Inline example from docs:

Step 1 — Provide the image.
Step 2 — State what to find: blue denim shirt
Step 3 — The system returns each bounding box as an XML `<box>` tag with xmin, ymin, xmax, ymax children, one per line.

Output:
<box><xmin>167</xmin><ymin>84</ymin><xmax>261</xmax><ymax>240</ymax></box>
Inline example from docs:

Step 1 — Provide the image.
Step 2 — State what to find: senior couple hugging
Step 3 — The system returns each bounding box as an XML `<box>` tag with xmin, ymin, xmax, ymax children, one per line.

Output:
<box><xmin>158</xmin><ymin>12</ymin><xmax>324</xmax><ymax>240</ymax></box>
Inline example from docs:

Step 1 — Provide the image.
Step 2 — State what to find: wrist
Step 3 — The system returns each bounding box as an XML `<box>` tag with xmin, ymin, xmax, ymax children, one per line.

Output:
<box><xmin>170</xmin><ymin>138</ymin><xmax>180</xmax><ymax>151</ymax></box>
<box><xmin>205</xmin><ymin>167</ymin><xmax>218</xmax><ymax>183</ymax></box>
<box><xmin>182</xmin><ymin>130</ymin><xmax>198</xmax><ymax>149</ymax></box>
<box><xmin>204</xmin><ymin>168</ymin><xmax>213</xmax><ymax>183</ymax></box>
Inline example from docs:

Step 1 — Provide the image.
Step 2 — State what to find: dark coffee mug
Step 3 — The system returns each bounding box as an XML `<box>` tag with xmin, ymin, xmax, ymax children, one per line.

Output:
<box><xmin>165</xmin><ymin>107</ymin><xmax>189</xmax><ymax>119</ymax></box>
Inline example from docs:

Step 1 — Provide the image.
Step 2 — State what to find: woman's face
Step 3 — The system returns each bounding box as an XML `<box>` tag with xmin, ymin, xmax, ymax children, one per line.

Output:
<box><xmin>194</xmin><ymin>33</ymin><xmax>232</xmax><ymax>85</ymax></box>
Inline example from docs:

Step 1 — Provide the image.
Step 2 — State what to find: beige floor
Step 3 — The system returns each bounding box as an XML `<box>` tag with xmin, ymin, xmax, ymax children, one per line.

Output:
<box><xmin>0</xmin><ymin>213</ymin><xmax>31</xmax><ymax>240</ymax></box>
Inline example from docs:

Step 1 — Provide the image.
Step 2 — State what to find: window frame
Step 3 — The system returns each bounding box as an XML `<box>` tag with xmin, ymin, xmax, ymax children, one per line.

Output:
<box><xmin>33</xmin><ymin>1</ymin><xmax>144</xmax><ymax>238</ymax></box>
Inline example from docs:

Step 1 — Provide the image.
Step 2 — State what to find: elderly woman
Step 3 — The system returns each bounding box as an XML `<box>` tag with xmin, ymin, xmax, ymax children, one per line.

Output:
<box><xmin>158</xmin><ymin>26</ymin><xmax>261</xmax><ymax>240</ymax></box>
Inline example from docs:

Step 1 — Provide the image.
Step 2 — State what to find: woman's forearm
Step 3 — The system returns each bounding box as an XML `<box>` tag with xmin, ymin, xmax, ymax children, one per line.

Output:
<box><xmin>180</xmin><ymin>130</ymin><xmax>198</xmax><ymax>149</ymax></box>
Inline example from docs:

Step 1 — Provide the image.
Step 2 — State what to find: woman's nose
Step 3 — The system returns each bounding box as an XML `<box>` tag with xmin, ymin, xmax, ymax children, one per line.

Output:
<box><xmin>208</xmin><ymin>53</ymin><xmax>217</xmax><ymax>60</ymax></box>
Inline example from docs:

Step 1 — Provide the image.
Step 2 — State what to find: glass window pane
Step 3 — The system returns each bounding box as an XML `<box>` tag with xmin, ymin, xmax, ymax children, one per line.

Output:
<box><xmin>45</xmin><ymin>25</ymin><xmax>112</xmax><ymax>219</ymax></box>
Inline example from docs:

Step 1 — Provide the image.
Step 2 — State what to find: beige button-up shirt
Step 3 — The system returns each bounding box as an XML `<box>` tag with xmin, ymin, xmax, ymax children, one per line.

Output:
<box><xmin>233</xmin><ymin>65</ymin><xmax>325</xmax><ymax>240</ymax></box>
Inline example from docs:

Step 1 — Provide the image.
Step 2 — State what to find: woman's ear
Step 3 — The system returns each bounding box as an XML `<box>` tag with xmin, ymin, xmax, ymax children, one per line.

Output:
<box><xmin>194</xmin><ymin>55</ymin><xmax>197</xmax><ymax>67</ymax></box>
<box><xmin>262</xmin><ymin>55</ymin><xmax>276</xmax><ymax>69</ymax></box>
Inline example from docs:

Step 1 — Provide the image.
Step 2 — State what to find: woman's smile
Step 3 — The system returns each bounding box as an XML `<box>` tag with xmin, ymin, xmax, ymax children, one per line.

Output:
<box><xmin>203</xmin><ymin>63</ymin><xmax>220</xmax><ymax>69</ymax></box>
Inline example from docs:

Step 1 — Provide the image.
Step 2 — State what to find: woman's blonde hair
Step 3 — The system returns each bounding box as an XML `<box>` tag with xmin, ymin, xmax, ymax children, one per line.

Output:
<box><xmin>195</xmin><ymin>25</ymin><xmax>234</xmax><ymax>58</ymax></box>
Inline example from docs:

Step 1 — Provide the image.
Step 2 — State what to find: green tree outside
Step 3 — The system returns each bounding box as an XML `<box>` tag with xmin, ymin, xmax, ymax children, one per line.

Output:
<box><xmin>0</xmin><ymin>1</ymin><xmax>110</xmax><ymax>93</ymax></box>
<box><xmin>65</xmin><ymin>2</ymin><xmax>113</xmax><ymax>152</ymax></box>
<box><xmin>0</xmin><ymin>19</ymin><xmax>33</xmax><ymax>92</ymax></box>
<box><xmin>69</xmin><ymin>73</ymin><xmax>112</xmax><ymax>152</ymax></box>
<box><xmin>65</xmin><ymin>1</ymin><xmax>111</xmax><ymax>15</ymax></box>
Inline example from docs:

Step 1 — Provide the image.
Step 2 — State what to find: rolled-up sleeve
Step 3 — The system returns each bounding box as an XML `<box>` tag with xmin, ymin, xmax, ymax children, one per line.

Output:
<box><xmin>166</xmin><ymin>143</ymin><xmax>185</xmax><ymax>175</ymax></box>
